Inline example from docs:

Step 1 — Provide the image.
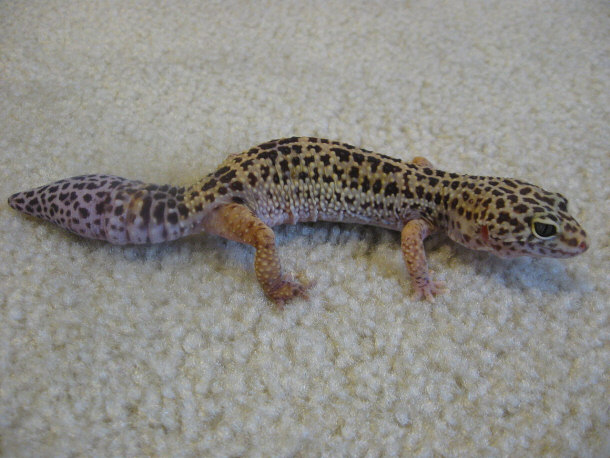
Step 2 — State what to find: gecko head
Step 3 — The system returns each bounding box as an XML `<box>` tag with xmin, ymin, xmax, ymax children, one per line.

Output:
<box><xmin>445</xmin><ymin>177</ymin><xmax>589</xmax><ymax>259</ymax></box>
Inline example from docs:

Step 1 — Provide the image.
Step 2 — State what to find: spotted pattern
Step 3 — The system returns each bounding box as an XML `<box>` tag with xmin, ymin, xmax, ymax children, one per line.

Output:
<box><xmin>8</xmin><ymin>137</ymin><xmax>589</xmax><ymax>304</ymax></box>
<box><xmin>8</xmin><ymin>175</ymin><xmax>190</xmax><ymax>244</ymax></box>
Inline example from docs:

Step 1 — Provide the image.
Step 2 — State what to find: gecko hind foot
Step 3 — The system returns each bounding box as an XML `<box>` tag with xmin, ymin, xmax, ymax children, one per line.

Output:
<box><xmin>266</xmin><ymin>273</ymin><xmax>314</xmax><ymax>308</ymax></box>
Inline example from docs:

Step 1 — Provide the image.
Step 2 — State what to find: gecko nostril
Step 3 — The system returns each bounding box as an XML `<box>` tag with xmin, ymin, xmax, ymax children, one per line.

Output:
<box><xmin>579</xmin><ymin>241</ymin><xmax>588</xmax><ymax>252</ymax></box>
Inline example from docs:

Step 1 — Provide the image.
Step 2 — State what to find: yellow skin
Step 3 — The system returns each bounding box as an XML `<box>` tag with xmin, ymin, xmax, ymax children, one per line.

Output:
<box><xmin>9</xmin><ymin>137</ymin><xmax>589</xmax><ymax>306</ymax></box>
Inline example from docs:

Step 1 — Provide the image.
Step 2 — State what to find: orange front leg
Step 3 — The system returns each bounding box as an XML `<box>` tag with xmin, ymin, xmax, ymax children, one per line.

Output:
<box><xmin>202</xmin><ymin>203</ymin><xmax>310</xmax><ymax>307</ymax></box>
<box><xmin>401</xmin><ymin>219</ymin><xmax>445</xmax><ymax>301</ymax></box>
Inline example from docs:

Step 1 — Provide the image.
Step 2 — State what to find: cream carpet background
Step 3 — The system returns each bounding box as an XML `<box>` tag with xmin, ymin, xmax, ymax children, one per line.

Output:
<box><xmin>1</xmin><ymin>1</ymin><xmax>608</xmax><ymax>456</ymax></box>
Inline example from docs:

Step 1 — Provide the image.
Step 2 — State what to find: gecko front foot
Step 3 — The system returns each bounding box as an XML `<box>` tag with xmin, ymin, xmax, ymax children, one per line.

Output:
<box><xmin>412</xmin><ymin>276</ymin><xmax>446</xmax><ymax>302</ymax></box>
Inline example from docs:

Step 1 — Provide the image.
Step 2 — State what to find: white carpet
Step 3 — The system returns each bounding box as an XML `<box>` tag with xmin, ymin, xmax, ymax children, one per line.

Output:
<box><xmin>1</xmin><ymin>0</ymin><xmax>608</xmax><ymax>455</ymax></box>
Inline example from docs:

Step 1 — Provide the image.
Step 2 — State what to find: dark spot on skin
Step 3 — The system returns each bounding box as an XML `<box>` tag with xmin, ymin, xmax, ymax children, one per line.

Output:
<box><xmin>519</xmin><ymin>187</ymin><xmax>532</xmax><ymax>195</ymax></box>
<box><xmin>257</xmin><ymin>150</ymin><xmax>278</xmax><ymax>162</ymax></box>
<box><xmin>349</xmin><ymin>167</ymin><xmax>359</xmax><ymax>179</ymax></box>
<box><xmin>140</xmin><ymin>196</ymin><xmax>153</xmax><ymax>223</ymax></box>
<box><xmin>279</xmin><ymin>160</ymin><xmax>290</xmax><ymax>174</ymax></box>
<box><xmin>372</xmin><ymin>180</ymin><xmax>382</xmax><ymax>193</ymax></box>
<box><xmin>248</xmin><ymin>173</ymin><xmax>257</xmax><ymax>186</ymax></box>
<box><xmin>96</xmin><ymin>202</ymin><xmax>106</xmax><ymax>215</ymax></box>
<box><xmin>367</xmin><ymin>156</ymin><xmax>381</xmax><ymax>172</ymax></box>
<box><xmin>240</xmin><ymin>159</ymin><xmax>254</xmax><ymax>170</ymax></box>
<box><xmin>382</xmin><ymin>162</ymin><xmax>401</xmax><ymax>174</ymax></box>
<box><xmin>220</xmin><ymin>170</ymin><xmax>237</xmax><ymax>183</ymax></box>
<box><xmin>513</xmin><ymin>203</ymin><xmax>528</xmax><ymax>213</ymax></box>
<box><xmin>292</xmin><ymin>144</ymin><xmax>302</xmax><ymax>154</ymax></box>
<box><xmin>259</xmin><ymin>141</ymin><xmax>277</xmax><ymax>150</ymax></box>
<box><xmin>451</xmin><ymin>181</ymin><xmax>460</xmax><ymax>190</ymax></box>
<box><xmin>230</xmin><ymin>181</ymin><xmax>244</xmax><ymax>191</ymax></box>
<box><xmin>361</xmin><ymin>177</ymin><xmax>370</xmax><ymax>193</ymax></box>
<box><xmin>178</xmin><ymin>204</ymin><xmax>189</xmax><ymax>217</ymax></box>
<box><xmin>201</xmin><ymin>179</ymin><xmax>217</xmax><ymax>191</ymax></box>
<box><xmin>403</xmin><ymin>186</ymin><xmax>414</xmax><ymax>199</ymax></box>
<box><xmin>535</xmin><ymin>193</ymin><xmax>556</xmax><ymax>206</ymax></box>
<box><xmin>153</xmin><ymin>202</ymin><xmax>165</xmax><ymax>223</ymax></box>
<box><xmin>384</xmin><ymin>182</ymin><xmax>399</xmax><ymax>196</ymax></box>
<box><xmin>320</xmin><ymin>155</ymin><xmax>331</xmax><ymax>166</ymax></box>
<box><xmin>278</xmin><ymin>137</ymin><xmax>299</xmax><ymax>145</ymax></box>
<box><xmin>217</xmin><ymin>187</ymin><xmax>228</xmax><ymax>195</ymax></box>
<box><xmin>352</xmin><ymin>152</ymin><xmax>364</xmax><ymax>165</ymax></box>
<box><xmin>427</xmin><ymin>177</ymin><xmax>439</xmax><ymax>187</ymax></box>
<box><xmin>332</xmin><ymin>165</ymin><xmax>344</xmax><ymax>179</ymax></box>
<box><xmin>291</xmin><ymin>157</ymin><xmax>300</xmax><ymax>167</ymax></box>
<box><xmin>303</xmin><ymin>155</ymin><xmax>315</xmax><ymax>166</ymax></box>
<box><xmin>331</xmin><ymin>148</ymin><xmax>351</xmax><ymax>162</ymax></box>
<box><xmin>415</xmin><ymin>186</ymin><xmax>424</xmax><ymax>199</ymax></box>
<box><xmin>167</xmin><ymin>212</ymin><xmax>178</xmax><ymax>224</ymax></box>
<box><xmin>260</xmin><ymin>166</ymin><xmax>270</xmax><ymax>181</ymax></box>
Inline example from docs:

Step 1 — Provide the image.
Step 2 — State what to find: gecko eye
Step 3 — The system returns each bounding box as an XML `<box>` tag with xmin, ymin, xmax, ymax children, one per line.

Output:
<box><xmin>532</xmin><ymin>219</ymin><xmax>558</xmax><ymax>239</ymax></box>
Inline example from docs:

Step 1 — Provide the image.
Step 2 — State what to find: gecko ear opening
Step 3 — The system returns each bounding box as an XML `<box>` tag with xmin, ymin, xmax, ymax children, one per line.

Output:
<box><xmin>480</xmin><ymin>225</ymin><xmax>490</xmax><ymax>243</ymax></box>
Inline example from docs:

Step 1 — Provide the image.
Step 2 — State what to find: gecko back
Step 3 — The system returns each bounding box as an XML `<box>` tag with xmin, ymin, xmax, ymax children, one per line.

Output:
<box><xmin>8</xmin><ymin>174</ymin><xmax>196</xmax><ymax>244</ymax></box>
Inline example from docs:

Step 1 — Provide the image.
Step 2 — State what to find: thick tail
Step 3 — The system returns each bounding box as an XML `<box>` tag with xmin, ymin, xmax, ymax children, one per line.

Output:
<box><xmin>8</xmin><ymin>174</ymin><xmax>197</xmax><ymax>244</ymax></box>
